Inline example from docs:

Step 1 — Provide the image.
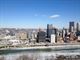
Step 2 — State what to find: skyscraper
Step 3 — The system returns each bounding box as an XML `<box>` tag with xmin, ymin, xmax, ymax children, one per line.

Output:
<box><xmin>76</xmin><ymin>22</ymin><xmax>80</xmax><ymax>37</ymax></box>
<box><xmin>47</xmin><ymin>24</ymin><xmax>57</xmax><ymax>43</ymax></box>
<box><xmin>47</xmin><ymin>24</ymin><xmax>53</xmax><ymax>38</ymax></box>
<box><xmin>76</xmin><ymin>22</ymin><xmax>80</xmax><ymax>32</ymax></box>
<box><xmin>69</xmin><ymin>22</ymin><xmax>75</xmax><ymax>32</ymax></box>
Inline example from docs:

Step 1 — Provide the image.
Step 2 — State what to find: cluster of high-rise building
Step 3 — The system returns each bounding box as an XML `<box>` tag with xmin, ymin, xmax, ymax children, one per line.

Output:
<box><xmin>37</xmin><ymin>21</ymin><xmax>80</xmax><ymax>43</ymax></box>
<box><xmin>0</xmin><ymin>21</ymin><xmax>80</xmax><ymax>45</ymax></box>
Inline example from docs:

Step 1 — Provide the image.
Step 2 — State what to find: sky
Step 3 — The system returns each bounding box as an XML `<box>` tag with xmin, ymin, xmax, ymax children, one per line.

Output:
<box><xmin>0</xmin><ymin>0</ymin><xmax>80</xmax><ymax>28</ymax></box>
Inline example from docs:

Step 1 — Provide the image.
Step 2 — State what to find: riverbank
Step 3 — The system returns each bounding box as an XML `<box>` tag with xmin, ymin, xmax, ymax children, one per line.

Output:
<box><xmin>0</xmin><ymin>43</ymin><xmax>80</xmax><ymax>51</ymax></box>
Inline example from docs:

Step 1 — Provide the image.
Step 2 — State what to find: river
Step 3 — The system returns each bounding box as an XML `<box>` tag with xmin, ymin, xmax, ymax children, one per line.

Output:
<box><xmin>0</xmin><ymin>48</ymin><xmax>80</xmax><ymax>60</ymax></box>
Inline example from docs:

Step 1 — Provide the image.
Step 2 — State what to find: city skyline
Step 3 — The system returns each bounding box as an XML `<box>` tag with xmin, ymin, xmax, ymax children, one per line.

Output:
<box><xmin>0</xmin><ymin>0</ymin><xmax>80</xmax><ymax>28</ymax></box>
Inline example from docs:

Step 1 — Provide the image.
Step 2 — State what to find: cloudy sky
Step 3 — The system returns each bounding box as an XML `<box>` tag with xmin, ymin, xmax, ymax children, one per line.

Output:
<box><xmin>0</xmin><ymin>0</ymin><xmax>80</xmax><ymax>28</ymax></box>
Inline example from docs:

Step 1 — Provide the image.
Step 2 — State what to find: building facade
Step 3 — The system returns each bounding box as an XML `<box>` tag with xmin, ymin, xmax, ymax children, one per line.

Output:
<box><xmin>69</xmin><ymin>22</ymin><xmax>75</xmax><ymax>32</ymax></box>
<box><xmin>76</xmin><ymin>22</ymin><xmax>80</xmax><ymax>32</ymax></box>
<box><xmin>37</xmin><ymin>30</ymin><xmax>46</xmax><ymax>43</ymax></box>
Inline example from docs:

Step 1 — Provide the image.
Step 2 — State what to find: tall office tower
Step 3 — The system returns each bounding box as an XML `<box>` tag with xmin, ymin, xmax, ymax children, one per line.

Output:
<box><xmin>47</xmin><ymin>24</ymin><xmax>53</xmax><ymax>38</ymax></box>
<box><xmin>62</xmin><ymin>28</ymin><xmax>69</xmax><ymax>38</ymax></box>
<box><xmin>53</xmin><ymin>28</ymin><xmax>58</xmax><ymax>43</ymax></box>
<box><xmin>76</xmin><ymin>22</ymin><xmax>80</xmax><ymax>32</ymax></box>
<box><xmin>76</xmin><ymin>22</ymin><xmax>80</xmax><ymax>39</ymax></box>
<box><xmin>36</xmin><ymin>29</ymin><xmax>46</xmax><ymax>43</ymax></box>
<box><xmin>47</xmin><ymin>24</ymin><xmax>57</xmax><ymax>43</ymax></box>
<box><xmin>69</xmin><ymin>22</ymin><xmax>75</xmax><ymax>32</ymax></box>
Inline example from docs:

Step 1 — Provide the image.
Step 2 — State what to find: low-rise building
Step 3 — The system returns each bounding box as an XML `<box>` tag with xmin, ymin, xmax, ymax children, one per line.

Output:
<box><xmin>16</xmin><ymin>32</ymin><xmax>28</xmax><ymax>40</ymax></box>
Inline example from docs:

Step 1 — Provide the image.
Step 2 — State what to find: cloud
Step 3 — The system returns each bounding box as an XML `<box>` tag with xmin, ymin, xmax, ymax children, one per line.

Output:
<box><xmin>49</xmin><ymin>14</ymin><xmax>60</xmax><ymax>18</ymax></box>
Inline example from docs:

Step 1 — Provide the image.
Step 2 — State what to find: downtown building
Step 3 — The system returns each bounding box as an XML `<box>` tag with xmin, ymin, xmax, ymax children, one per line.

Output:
<box><xmin>69</xmin><ymin>21</ymin><xmax>75</xmax><ymax>33</ymax></box>
<box><xmin>76</xmin><ymin>22</ymin><xmax>80</xmax><ymax>41</ymax></box>
<box><xmin>36</xmin><ymin>29</ymin><xmax>46</xmax><ymax>43</ymax></box>
<box><xmin>47</xmin><ymin>24</ymin><xmax>57</xmax><ymax>43</ymax></box>
<box><xmin>76</xmin><ymin>22</ymin><xmax>80</xmax><ymax>32</ymax></box>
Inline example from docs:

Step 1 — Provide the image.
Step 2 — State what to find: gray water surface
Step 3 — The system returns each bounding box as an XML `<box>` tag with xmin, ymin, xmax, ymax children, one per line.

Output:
<box><xmin>0</xmin><ymin>48</ymin><xmax>80</xmax><ymax>60</ymax></box>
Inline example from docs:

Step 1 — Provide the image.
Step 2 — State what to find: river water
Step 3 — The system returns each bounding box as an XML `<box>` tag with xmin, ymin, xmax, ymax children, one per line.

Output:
<box><xmin>0</xmin><ymin>48</ymin><xmax>80</xmax><ymax>60</ymax></box>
